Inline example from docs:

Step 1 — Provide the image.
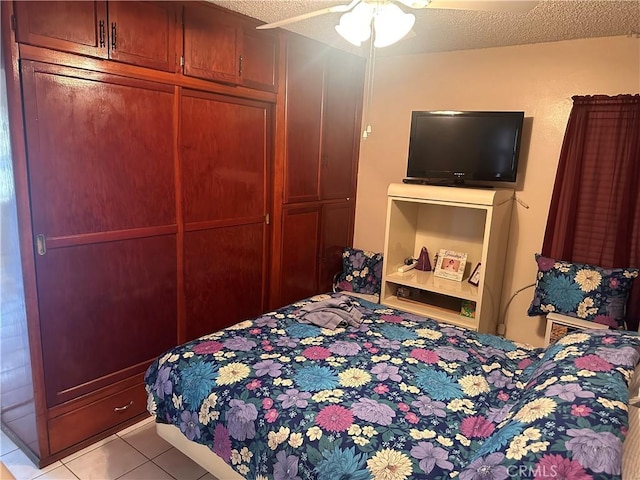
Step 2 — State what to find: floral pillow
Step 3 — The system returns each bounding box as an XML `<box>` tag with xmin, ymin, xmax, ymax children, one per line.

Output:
<box><xmin>527</xmin><ymin>254</ymin><xmax>638</xmax><ymax>328</ymax></box>
<box><xmin>335</xmin><ymin>247</ymin><xmax>383</xmax><ymax>295</ymax></box>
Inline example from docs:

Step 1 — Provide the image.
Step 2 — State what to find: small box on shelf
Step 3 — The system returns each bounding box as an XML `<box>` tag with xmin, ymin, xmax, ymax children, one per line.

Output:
<box><xmin>460</xmin><ymin>300</ymin><xmax>476</xmax><ymax>318</ymax></box>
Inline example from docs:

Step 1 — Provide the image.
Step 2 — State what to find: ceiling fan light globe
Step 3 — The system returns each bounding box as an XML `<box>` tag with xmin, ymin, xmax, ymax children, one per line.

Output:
<box><xmin>335</xmin><ymin>4</ymin><xmax>374</xmax><ymax>46</ymax></box>
<box><xmin>335</xmin><ymin>23</ymin><xmax>370</xmax><ymax>46</ymax></box>
<box><xmin>373</xmin><ymin>5</ymin><xmax>415</xmax><ymax>47</ymax></box>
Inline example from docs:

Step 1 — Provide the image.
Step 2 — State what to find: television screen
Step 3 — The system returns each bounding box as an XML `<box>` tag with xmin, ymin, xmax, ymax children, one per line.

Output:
<box><xmin>406</xmin><ymin>111</ymin><xmax>524</xmax><ymax>184</ymax></box>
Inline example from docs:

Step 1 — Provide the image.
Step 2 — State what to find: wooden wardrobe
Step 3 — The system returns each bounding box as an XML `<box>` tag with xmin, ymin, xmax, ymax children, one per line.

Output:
<box><xmin>1</xmin><ymin>0</ymin><xmax>364</xmax><ymax>467</ymax></box>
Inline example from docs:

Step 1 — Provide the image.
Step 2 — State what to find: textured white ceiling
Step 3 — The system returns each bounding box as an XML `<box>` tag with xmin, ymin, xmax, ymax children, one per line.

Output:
<box><xmin>208</xmin><ymin>0</ymin><xmax>640</xmax><ymax>56</ymax></box>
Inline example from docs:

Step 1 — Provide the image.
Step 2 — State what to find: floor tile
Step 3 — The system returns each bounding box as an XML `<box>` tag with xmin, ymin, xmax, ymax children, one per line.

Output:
<box><xmin>1</xmin><ymin>447</ymin><xmax>61</xmax><ymax>480</ymax></box>
<box><xmin>120</xmin><ymin>423</ymin><xmax>172</xmax><ymax>460</ymax></box>
<box><xmin>153</xmin><ymin>448</ymin><xmax>206</xmax><ymax>480</ymax></box>
<box><xmin>197</xmin><ymin>474</ymin><xmax>219</xmax><ymax>480</ymax></box>
<box><xmin>116</xmin><ymin>417</ymin><xmax>154</xmax><ymax>438</ymax></box>
<box><xmin>64</xmin><ymin>438</ymin><xmax>146</xmax><ymax>480</ymax></box>
<box><xmin>0</xmin><ymin>429</ymin><xmax>19</xmax><ymax>456</ymax></box>
<box><xmin>116</xmin><ymin>461</ymin><xmax>174</xmax><ymax>480</ymax></box>
<box><xmin>59</xmin><ymin>435</ymin><xmax>117</xmax><ymax>464</ymax></box>
<box><xmin>33</xmin><ymin>465</ymin><xmax>79</xmax><ymax>480</ymax></box>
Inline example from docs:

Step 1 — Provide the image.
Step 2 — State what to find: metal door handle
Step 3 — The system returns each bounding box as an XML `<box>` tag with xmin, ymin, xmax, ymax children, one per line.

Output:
<box><xmin>114</xmin><ymin>400</ymin><xmax>133</xmax><ymax>412</ymax></box>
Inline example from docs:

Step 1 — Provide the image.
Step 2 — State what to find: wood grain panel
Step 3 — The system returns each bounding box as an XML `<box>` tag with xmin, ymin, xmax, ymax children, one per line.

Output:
<box><xmin>241</xmin><ymin>28</ymin><xmax>277</xmax><ymax>92</ymax></box>
<box><xmin>21</xmin><ymin>61</ymin><xmax>175</xmax><ymax>237</ymax></box>
<box><xmin>181</xmin><ymin>91</ymin><xmax>269</xmax><ymax>224</ymax></box>
<box><xmin>107</xmin><ymin>1</ymin><xmax>177</xmax><ymax>72</ymax></box>
<box><xmin>279</xmin><ymin>206</ymin><xmax>320</xmax><ymax>306</ymax></box>
<box><xmin>321</xmin><ymin>51</ymin><xmax>365</xmax><ymax>200</ymax></box>
<box><xmin>184</xmin><ymin>224</ymin><xmax>266</xmax><ymax>340</ymax></box>
<box><xmin>319</xmin><ymin>202</ymin><xmax>354</xmax><ymax>292</ymax></box>
<box><xmin>36</xmin><ymin>236</ymin><xmax>177</xmax><ymax>407</ymax></box>
<box><xmin>15</xmin><ymin>1</ymin><xmax>107</xmax><ymax>59</ymax></box>
<box><xmin>284</xmin><ymin>37</ymin><xmax>325</xmax><ymax>204</ymax></box>
<box><xmin>183</xmin><ymin>4</ymin><xmax>240</xmax><ymax>84</ymax></box>
<box><xmin>48</xmin><ymin>379</ymin><xmax>147</xmax><ymax>454</ymax></box>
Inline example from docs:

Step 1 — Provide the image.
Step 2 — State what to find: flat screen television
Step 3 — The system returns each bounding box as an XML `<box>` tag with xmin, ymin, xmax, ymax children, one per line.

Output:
<box><xmin>405</xmin><ymin>110</ymin><xmax>524</xmax><ymax>185</ymax></box>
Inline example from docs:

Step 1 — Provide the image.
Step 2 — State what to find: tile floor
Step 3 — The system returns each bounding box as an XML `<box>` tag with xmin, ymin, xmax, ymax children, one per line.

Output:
<box><xmin>0</xmin><ymin>417</ymin><xmax>220</xmax><ymax>480</ymax></box>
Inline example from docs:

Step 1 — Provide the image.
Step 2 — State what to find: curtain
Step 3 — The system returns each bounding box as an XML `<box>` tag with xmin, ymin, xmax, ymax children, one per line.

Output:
<box><xmin>542</xmin><ymin>94</ymin><xmax>640</xmax><ymax>331</ymax></box>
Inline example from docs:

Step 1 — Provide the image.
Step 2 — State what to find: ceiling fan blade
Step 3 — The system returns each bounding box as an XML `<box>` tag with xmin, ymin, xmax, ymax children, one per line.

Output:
<box><xmin>256</xmin><ymin>0</ymin><xmax>361</xmax><ymax>29</ymax></box>
<box><xmin>424</xmin><ymin>0</ymin><xmax>538</xmax><ymax>12</ymax></box>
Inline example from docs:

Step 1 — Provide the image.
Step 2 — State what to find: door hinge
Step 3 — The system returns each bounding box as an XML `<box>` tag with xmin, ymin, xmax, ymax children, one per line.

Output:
<box><xmin>10</xmin><ymin>14</ymin><xmax>16</xmax><ymax>32</ymax></box>
<box><xmin>35</xmin><ymin>234</ymin><xmax>46</xmax><ymax>256</ymax></box>
<box><xmin>180</xmin><ymin>56</ymin><xmax>184</xmax><ymax>67</ymax></box>
<box><xmin>265</xmin><ymin>213</ymin><xmax>270</xmax><ymax>225</ymax></box>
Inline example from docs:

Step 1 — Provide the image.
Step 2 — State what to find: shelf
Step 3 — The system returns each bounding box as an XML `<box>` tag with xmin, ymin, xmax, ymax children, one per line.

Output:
<box><xmin>385</xmin><ymin>270</ymin><xmax>478</xmax><ymax>301</ymax></box>
<box><xmin>383</xmin><ymin>295</ymin><xmax>478</xmax><ymax>331</ymax></box>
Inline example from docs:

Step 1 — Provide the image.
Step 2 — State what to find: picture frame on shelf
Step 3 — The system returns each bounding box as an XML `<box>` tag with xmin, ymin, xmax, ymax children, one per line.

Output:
<box><xmin>433</xmin><ymin>249</ymin><xmax>467</xmax><ymax>282</ymax></box>
<box><xmin>468</xmin><ymin>263</ymin><xmax>482</xmax><ymax>286</ymax></box>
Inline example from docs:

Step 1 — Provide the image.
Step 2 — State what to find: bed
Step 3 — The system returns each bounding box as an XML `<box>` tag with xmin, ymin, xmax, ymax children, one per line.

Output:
<box><xmin>145</xmin><ymin>293</ymin><xmax>640</xmax><ymax>480</ymax></box>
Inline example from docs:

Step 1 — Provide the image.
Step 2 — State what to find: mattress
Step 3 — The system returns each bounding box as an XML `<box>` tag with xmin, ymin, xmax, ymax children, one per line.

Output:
<box><xmin>145</xmin><ymin>293</ymin><xmax>640</xmax><ymax>479</ymax></box>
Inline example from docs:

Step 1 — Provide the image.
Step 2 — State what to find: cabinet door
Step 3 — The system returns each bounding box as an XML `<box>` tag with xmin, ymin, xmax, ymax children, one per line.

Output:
<box><xmin>284</xmin><ymin>36</ymin><xmax>326</xmax><ymax>204</ymax></box>
<box><xmin>15</xmin><ymin>1</ymin><xmax>107</xmax><ymax>58</ymax></box>
<box><xmin>107</xmin><ymin>1</ymin><xmax>177</xmax><ymax>72</ymax></box>
<box><xmin>319</xmin><ymin>202</ymin><xmax>354</xmax><ymax>292</ymax></box>
<box><xmin>320</xmin><ymin>50</ymin><xmax>365</xmax><ymax>200</ymax></box>
<box><xmin>241</xmin><ymin>28</ymin><xmax>278</xmax><ymax>92</ymax></box>
<box><xmin>181</xmin><ymin>90</ymin><xmax>270</xmax><ymax>340</ymax></box>
<box><xmin>183</xmin><ymin>4</ymin><xmax>241</xmax><ymax>85</ymax></box>
<box><xmin>279</xmin><ymin>206</ymin><xmax>320</xmax><ymax>306</ymax></box>
<box><xmin>20</xmin><ymin>61</ymin><xmax>177</xmax><ymax>406</ymax></box>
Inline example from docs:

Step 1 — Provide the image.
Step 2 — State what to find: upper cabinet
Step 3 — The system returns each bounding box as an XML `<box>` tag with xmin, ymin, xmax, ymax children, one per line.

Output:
<box><xmin>14</xmin><ymin>1</ymin><xmax>178</xmax><ymax>72</ymax></box>
<box><xmin>284</xmin><ymin>35</ymin><xmax>365</xmax><ymax>204</ymax></box>
<box><xmin>183</xmin><ymin>3</ymin><xmax>278</xmax><ymax>92</ymax></box>
<box><xmin>15</xmin><ymin>1</ymin><xmax>108</xmax><ymax>58</ymax></box>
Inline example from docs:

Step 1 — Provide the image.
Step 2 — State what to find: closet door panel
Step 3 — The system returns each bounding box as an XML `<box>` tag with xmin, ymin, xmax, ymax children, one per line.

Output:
<box><xmin>319</xmin><ymin>202</ymin><xmax>354</xmax><ymax>292</ymax></box>
<box><xmin>284</xmin><ymin>37</ymin><xmax>325</xmax><ymax>204</ymax></box>
<box><xmin>181</xmin><ymin>92</ymin><xmax>269</xmax><ymax>225</ymax></box>
<box><xmin>241</xmin><ymin>29</ymin><xmax>278</xmax><ymax>92</ymax></box>
<box><xmin>107</xmin><ymin>1</ymin><xmax>177</xmax><ymax>72</ymax></box>
<box><xmin>183</xmin><ymin>4</ymin><xmax>240</xmax><ymax>84</ymax></box>
<box><xmin>37</xmin><ymin>235</ymin><xmax>177</xmax><ymax>407</ymax></box>
<box><xmin>321</xmin><ymin>52</ymin><xmax>365</xmax><ymax>200</ymax></box>
<box><xmin>21</xmin><ymin>62</ymin><xmax>176</xmax><ymax>238</ymax></box>
<box><xmin>15</xmin><ymin>1</ymin><xmax>107</xmax><ymax>58</ymax></box>
<box><xmin>279</xmin><ymin>206</ymin><xmax>320</xmax><ymax>306</ymax></box>
<box><xmin>184</xmin><ymin>225</ymin><xmax>266</xmax><ymax>340</ymax></box>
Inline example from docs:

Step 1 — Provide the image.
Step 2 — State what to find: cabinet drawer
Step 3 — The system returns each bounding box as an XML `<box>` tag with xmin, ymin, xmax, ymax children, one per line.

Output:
<box><xmin>48</xmin><ymin>382</ymin><xmax>148</xmax><ymax>454</ymax></box>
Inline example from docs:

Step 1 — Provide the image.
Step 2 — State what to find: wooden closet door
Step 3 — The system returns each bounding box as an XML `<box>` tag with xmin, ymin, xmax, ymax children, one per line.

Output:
<box><xmin>284</xmin><ymin>36</ymin><xmax>325</xmax><ymax>204</ymax></box>
<box><xmin>319</xmin><ymin>202</ymin><xmax>354</xmax><ymax>292</ymax></box>
<box><xmin>181</xmin><ymin>90</ymin><xmax>270</xmax><ymax>340</ymax></box>
<box><xmin>320</xmin><ymin>51</ymin><xmax>365</xmax><ymax>201</ymax></box>
<box><xmin>279</xmin><ymin>206</ymin><xmax>320</xmax><ymax>307</ymax></box>
<box><xmin>20</xmin><ymin>62</ymin><xmax>178</xmax><ymax>406</ymax></box>
<box><xmin>107</xmin><ymin>1</ymin><xmax>178</xmax><ymax>72</ymax></box>
<box><xmin>183</xmin><ymin>4</ymin><xmax>241</xmax><ymax>85</ymax></box>
<box><xmin>241</xmin><ymin>28</ymin><xmax>278</xmax><ymax>92</ymax></box>
<box><xmin>15</xmin><ymin>1</ymin><xmax>107</xmax><ymax>59</ymax></box>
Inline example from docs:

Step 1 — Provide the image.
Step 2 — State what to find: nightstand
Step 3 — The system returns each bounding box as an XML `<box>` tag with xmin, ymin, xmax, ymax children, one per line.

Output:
<box><xmin>544</xmin><ymin>312</ymin><xmax>609</xmax><ymax>346</ymax></box>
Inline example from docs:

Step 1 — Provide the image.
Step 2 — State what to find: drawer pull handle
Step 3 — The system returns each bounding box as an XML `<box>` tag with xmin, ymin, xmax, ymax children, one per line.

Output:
<box><xmin>114</xmin><ymin>401</ymin><xmax>133</xmax><ymax>412</ymax></box>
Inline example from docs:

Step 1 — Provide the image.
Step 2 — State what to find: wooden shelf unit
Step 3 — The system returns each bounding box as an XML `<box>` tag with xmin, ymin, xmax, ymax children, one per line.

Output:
<box><xmin>381</xmin><ymin>183</ymin><xmax>513</xmax><ymax>332</ymax></box>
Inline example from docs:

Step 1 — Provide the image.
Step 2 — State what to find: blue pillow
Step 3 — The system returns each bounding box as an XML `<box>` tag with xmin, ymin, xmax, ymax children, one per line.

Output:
<box><xmin>335</xmin><ymin>248</ymin><xmax>383</xmax><ymax>295</ymax></box>
<box><xmin>527</xmin><ymin>254</ymin><xmax>638</xmax><ymax>328</ymax></box>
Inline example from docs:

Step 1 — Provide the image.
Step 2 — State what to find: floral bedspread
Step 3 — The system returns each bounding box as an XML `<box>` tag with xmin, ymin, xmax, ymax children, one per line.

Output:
<box><xmin>145</xmin><ymin>294</ymin><xmax>640</xmax><ymax>480</ymax></box>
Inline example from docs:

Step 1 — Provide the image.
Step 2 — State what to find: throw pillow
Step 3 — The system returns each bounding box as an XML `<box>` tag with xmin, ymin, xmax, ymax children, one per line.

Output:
<box><xmin>527</xmin><ymin>254</ymin><xmax>638</xmax><ymax>328</ymax></box>
<box><xmin>335</xmin><ymin>247</ymin><xmax>383</xmax><ymax>295</ymax></box>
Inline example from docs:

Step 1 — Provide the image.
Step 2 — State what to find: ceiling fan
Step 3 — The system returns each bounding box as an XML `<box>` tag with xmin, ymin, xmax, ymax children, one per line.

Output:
<box><xmin>257</xmin><ymin>0</ymin><xmax>538</xmax><ymax>47</ymax></box>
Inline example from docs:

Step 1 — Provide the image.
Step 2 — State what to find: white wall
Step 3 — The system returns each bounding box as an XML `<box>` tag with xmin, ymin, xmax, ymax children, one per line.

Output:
<box><xmin>354</xmin><ymin>35</ymin><xmax>640</xmax><ymax>346</ymax></box>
